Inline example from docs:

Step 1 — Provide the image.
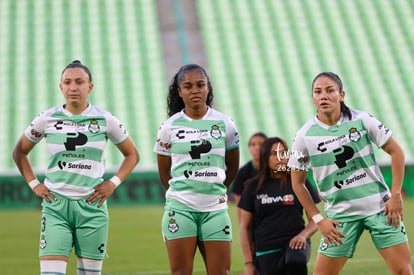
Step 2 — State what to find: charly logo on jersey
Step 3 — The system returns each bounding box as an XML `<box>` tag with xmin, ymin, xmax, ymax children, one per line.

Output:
<box><xmin>348</xmin><ymin>127</ymin><xmax>361</xmax><ymax>142</ymax></box>
<box><xmin>317</xmin><ymin>135</ymin><xmax>347</xmax><ymax>153</ymax></box>
<box><xmin>54</xmin><ymin>120</ymin><xmax>63</xmax><ymax>130</ymax></box>
<box><xmin>98</xmin><ymin>243</ymin><xmax>105</xmax><ymax>253</ymax></box>
<box><xmin>88</xmin><ymin>119</ymin><xmax>100</xmax><ymax>134</ymax></box>
<box><xmin>222</xmin><ymin>225</ymin><xmax>230</xmax><ymax>235</ymax></box>
<box><xmin>54</xmin><ymin>120</ymin><xmax>87</xmax><ymax>131</ymax></box>
<box><xmin>176</xmin><ymin>130</ymin><xmax>185</xmax><ymax>139</ymax></box>
<box><xmin>210</xmin><ymin>124</ymin><xmax>222</xmax><ymax>139</ymax></box>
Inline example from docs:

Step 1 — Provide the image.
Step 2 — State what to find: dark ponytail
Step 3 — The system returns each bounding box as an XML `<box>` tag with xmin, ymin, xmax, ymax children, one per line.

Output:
<box><xmin>340</xmin><ymin>101</ymin><xmax>352</xmax><ymax>120</ymax></box>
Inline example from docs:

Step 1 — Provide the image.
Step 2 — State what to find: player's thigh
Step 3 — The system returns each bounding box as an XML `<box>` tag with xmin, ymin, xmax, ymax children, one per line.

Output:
<box><xmin>74</xmin><ymin>200</ymin><xmax>109</xmax><ymax>260</ymax></box>
<box><xmin>314</xmin><ymin>253</ymin><xmax>348</xmax><ymax>275</ymax></box>
<box><xmin>379</xmin><ymin>242</ymin><xmax>413</xmax><ymax>274</ymax></box>
<box><xmin>198</xmin><ymin>240</ymin><xmax>231</xmax><ymax>274</ymax></box>
<box><xmin>39</xmin><ymin>199</ymin><xmax>73</xmax><ymax>257</ymax></box>
<box><xmin>198</xmin><ymin>209</ymin><xmax>232</xmax><ymax>241</ymax></box>
<box><xmin>197</xmin><ymin>211</ymin><xmax>232</xmax><ymax>274</ymax></box>
<box><xmin>165</xmin><ymin>237</ymin><xmax>198</xmax><ymax>275</ymax></box>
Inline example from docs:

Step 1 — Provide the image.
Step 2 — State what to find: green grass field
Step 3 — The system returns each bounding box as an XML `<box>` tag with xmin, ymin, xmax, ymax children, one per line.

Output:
<box><xmin>1</xmin><ymin>200</ymin><xmax>414</xmax><ymax>275</ymax></box>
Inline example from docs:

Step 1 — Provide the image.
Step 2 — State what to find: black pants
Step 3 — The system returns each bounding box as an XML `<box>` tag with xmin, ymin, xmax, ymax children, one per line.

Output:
<box><xmin>255</xmin><ymin>239</ymin><xmax>311</xmax><ymax>275</ymax></box>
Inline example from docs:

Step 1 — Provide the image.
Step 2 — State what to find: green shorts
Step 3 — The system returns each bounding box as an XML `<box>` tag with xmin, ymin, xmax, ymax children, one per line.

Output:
<box><xmin>162</xmin><ymin>208</ymin><xmax>232</xmax><ymax>241</ymax></box>
<box><xmin>39</xmin><ymin>192</ymin><xmax>109</xmax><ymax>259</ymax></box>
<box><xmin>318</xmin><ymin>212</ymin><xmax>408</xmax><ymax>258</ymax></box>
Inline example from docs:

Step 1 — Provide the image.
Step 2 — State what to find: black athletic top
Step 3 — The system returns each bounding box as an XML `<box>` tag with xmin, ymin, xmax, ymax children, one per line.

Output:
<box><xmin>231</xmin><ymin>161</ymin><xmax>258</xmax><ymax>196</ymax></box>
<box><xmin>238</xmin><ymin>176</ymin><xmax>320</xmax><ymax>252</ymax></box>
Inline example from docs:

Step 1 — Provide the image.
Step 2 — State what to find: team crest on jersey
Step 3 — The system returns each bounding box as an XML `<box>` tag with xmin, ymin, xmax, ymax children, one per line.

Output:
<box><xmin>40</xmin><ymin>235</ymin><xmax>47</xmax><ymax>249</ymax></box>
<box><xmin>348</xmin><ymin>127</ymin><xmax>361</xmax><ymax>142</ymax></box>
<box><xmin>168</xmin><ymin>218</ymin><xmax>179</xmax><ymax>233</ymax></box>
<box><xmin>210</xmin><ymin>125</ymin><xmax>222</xmax><ymax>139</ymax></box>
<box><xmin>88</xmin><ymin>119</ymin><xmax>100</xmax><ymax>134</ymax></box>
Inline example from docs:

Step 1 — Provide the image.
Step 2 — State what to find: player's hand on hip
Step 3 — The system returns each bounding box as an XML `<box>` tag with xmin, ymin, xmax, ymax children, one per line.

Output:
<box><xmin>384</xmin><ymin>193</ymin><xmax>404</xmax><ymax>228</ymax></box>
<box><xmin>86</xmin><ymin>181</ymin><xmax>116</xmax><ymax>207</ymax></box>
<box><xmin>33</xmin><ymin>184</ymin><xmax>57</xmax><ymax>203</ymax></box>
<box><xmin>318</xmin><ymin>219</ymin><xmax>345</xmax><ymax>245</ymax></box>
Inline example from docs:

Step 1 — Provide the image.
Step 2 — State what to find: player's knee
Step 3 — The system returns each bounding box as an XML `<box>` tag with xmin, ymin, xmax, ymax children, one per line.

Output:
<box><xmin>392</xmin><ymin>262</ymin><xmax>413</xmax><ymax>275</ymax></box>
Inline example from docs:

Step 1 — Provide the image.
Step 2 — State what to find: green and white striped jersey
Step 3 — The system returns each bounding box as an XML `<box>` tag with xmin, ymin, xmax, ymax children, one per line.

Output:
<box><xmin>153</xmin><ymin>107</ymin><xmax>239</xmax><ymax>212</ymax></box>
<box><xmin>24</xmin><ymin>104</ymin><xmax>129</xmax><ymax>199</ymax></box>
<box><xmin>288</xmin><ymin>109</ymin><xmax>392</xmax><ymax>222</ymax></box>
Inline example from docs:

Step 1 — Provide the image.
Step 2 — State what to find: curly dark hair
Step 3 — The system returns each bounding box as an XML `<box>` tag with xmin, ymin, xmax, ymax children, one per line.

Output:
<box><xmin>167</xmin><ymin>64</ymin><xmax>214</xmax><ymax>117</ymax></box>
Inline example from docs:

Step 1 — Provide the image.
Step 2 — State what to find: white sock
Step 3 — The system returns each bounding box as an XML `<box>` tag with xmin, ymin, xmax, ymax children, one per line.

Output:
<box><xmin>77</xmin><ymin>258</ymin><xmax>103</xmax><ymax>275</ymax></box>
<box><xmin>40</xmin><ymin>260</ymin><xmax>67</xmax><ymax>275</ymax></box>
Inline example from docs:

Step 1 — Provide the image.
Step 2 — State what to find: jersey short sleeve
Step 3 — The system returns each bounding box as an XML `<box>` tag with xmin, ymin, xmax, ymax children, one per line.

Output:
<box><xmin>24</xmin><ymin>111</ymin><xmax>48</xmax><ymax>143</ymax></box>
<box><xmin>104</xmin><ymin>112</ymin><xmax>129</xmax><ymax>145</ymax></box>
<box><xmin>224</xmin><ymin>117</ymin><xmax>239</xmax><ymax>151</ymax></box>
<box><xmin>358</xmin><ymin>111</ymin><xmax>392</xmax><ymax>148</ymax></box>
<box><xmin>153</xmin><ymin>119</ymin><xmax>174</xmax><ymax>156</ymax></box>
<box><xmin>287</xmin><ymin>120</ymin><xmax>313</xmax><ymax>171</ymax></box>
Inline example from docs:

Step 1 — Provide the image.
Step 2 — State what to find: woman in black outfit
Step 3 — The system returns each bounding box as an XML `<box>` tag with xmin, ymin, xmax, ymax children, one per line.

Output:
<box><xmin>238</xmin><ymin>137</ymin><xmax>320</xmax><ymax>275</ymax></box>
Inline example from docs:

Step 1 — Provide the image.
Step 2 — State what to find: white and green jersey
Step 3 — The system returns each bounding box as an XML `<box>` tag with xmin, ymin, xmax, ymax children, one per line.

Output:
<box><xmin>24</xmin><ymin>104</ymin><xmax>129</xmax><ymax>199</ymax></box>
<box><xmin>288</xmin><ymin>109</ymin><xmax>392</xmax><ymax>222</ymax></box>
<box><xmin>153</xmin><ymin>107</ymin><xmax>239</xmax><ymax>212</ymax></box>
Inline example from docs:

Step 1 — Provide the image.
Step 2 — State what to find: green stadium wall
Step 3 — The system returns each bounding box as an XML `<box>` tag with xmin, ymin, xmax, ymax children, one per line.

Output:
<box><xmin>1</xmin><ymin>166</ymin><xmax>414</xmax><ymax>209</ymax></box>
